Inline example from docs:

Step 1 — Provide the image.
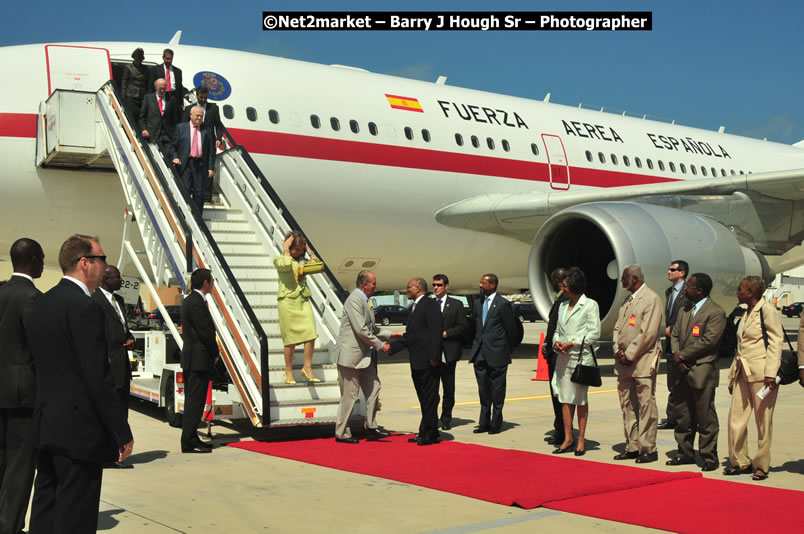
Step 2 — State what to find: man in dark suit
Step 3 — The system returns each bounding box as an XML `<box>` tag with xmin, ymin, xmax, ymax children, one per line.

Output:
<box><xmin>542</xmin><ymin>267</ymin><xmax>568</xmax><ymax>446</ymax></box>
<box><xmin>180</xmin><ymin>269</ymin><xmax>219</xmax><ymax>453</ymax></box>
<box><xmin>432</xmin><ymin>274</ymin><xmax>466</xmax><ymax>431</ymax></box>
<box><xmin>138</xmin><ymin>78</ymin><xmax>180</xmax><ymax>144</ymax></box>
<box><xmin>170</xmin><ymin>106</ymin><xmax>216</xmax><ymax>215</ymax></box>
<box><xmin>390</xmin><ymin>278</ymin><xmax>442</xmax><ymax>445</ymax></box>
<box><xmin>659</xmin><ymin>259</ymin><xmax>689</xmax><ymax>430</ymax></box>
<box><xmin>667</xmin><ymin>272</ymin><xmax>726</xmax><ymax>472</ymax></box>
<box><xmin>0</xmin><ymin>238</ymin><xmax>44</xmax><ymax>534</ymax></box>
<box><xmin>469</xmin><ymin>273</ymin><xmax>516</xmax><ymax>434</ymax></box>
<box><xmin>28</xmin><ymin>234</ymin><xmax>133</xmax><ymax>534</ymax></box>
<box><xmin>184</xmin><ymin>86</ymin><xmax>224</xmax><ymax>202</ymax></box>
<box><xmin>92</xmin><ymin>265</ymin><xmax>135</xmax><ymax>469</ymax></box>
<box><xmin>148</xmin><ymin>48</ymin><xmax>185</xmax><ymax>105</ymax></box>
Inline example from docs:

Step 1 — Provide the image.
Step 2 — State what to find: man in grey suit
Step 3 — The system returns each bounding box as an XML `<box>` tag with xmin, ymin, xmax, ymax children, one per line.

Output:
<box><xmin>0</xmin><ymin>238</ymin><xmax>43</xmax><ymax>534</ymax></box>
<box><xmin>333</xmin><ymin>271</ymin><xmax>392</xmax><ymax>443</ymax></box>
<box><xmin>667</xmin><ymin>272</ymin><xmax>726</xmax><ymax>471</ymax></box>
<box><xmin>469</xmin><ymin>273</ymin><xmax>516</xmax><ymax>435</ymax></box>
<box><xmin>659</xmin><ymin>259</ymin><xmax>689</xmax><ymax>430</ymax></box>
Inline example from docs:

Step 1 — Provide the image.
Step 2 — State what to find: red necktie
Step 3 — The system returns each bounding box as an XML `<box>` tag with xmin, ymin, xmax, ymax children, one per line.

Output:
<box><xmin>165</xmin><ymin>67</ymin><xmax>172</xmax><ymax>91</ymax></box>
<box><xmin>158</xmin><ymin>96</ymin><xmax>163</xmax><ymax>115</ymax></box>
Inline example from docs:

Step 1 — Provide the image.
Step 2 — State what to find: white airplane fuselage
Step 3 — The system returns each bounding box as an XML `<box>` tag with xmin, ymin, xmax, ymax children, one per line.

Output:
<box><xmin>1</xmin><ymin>41</ymin><xmax>803</xmax><ymax>293</ymax></box>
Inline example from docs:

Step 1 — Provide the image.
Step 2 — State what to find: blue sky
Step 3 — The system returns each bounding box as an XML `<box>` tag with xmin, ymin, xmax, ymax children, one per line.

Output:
<box><xmin>3</xmin><ymin>1</ymin><xmax>802</xmax><ymax>143</ymax></box>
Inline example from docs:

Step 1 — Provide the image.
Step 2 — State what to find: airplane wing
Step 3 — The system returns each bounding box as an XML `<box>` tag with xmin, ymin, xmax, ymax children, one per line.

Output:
<box><xmin>435</xmin><ymin>167</ymin><xmax>804</xmax><ymax>242</ymax></box>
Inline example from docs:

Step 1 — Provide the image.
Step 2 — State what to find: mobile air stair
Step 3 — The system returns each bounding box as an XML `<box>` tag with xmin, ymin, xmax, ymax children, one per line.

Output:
<box><xmin>35</xmin><ymin>82</ymin><xmax>354</xmax><ymax>427</ymax></box>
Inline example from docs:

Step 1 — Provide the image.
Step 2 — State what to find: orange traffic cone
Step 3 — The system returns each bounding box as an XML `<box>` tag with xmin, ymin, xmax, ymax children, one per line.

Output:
<box><xmin>203</xmin><ymin>380</ymin><xmax>214</xmax><ymax>421</ymax></box>
<box><xmin>531</xmin><ymin>332</ymin><xmax>550</xmax><ymax>381</ymax></box>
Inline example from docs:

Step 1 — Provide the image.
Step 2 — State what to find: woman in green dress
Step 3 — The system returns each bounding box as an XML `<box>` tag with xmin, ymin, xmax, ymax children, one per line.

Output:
<box><xmin>274</xmin><ymin>231</ymin><xmax>319</xmax><ymax>384</ymax></box>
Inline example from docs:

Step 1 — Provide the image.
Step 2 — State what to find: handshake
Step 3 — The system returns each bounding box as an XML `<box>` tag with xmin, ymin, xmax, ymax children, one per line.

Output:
<box><xmin>381</xmin><ymin>342</ymin><xmax>392</xmax><ymax>353</ymax></box>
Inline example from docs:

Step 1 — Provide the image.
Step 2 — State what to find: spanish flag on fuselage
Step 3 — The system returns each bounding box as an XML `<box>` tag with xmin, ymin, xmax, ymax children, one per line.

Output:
<box><xmin>385</xmin><ymin>94</ymin><xmax>424</xmax><ymax>113</ymax></box>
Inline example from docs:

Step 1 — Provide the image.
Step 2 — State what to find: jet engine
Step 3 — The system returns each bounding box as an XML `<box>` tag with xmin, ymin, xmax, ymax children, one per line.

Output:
<box><xmin>528</xmin><ymin>202</ymin><xmax>773</xmax><ymax>338</ymax></box>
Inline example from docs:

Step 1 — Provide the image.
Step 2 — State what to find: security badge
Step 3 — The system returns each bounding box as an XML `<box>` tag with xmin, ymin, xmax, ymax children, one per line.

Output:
<box><xmin>628</xmin><ymin>315</ymin><xmax>636</xmax><ymax>326</ymax></box>
<box><xmin>692</xmin><ymin>325</ymin><xmax>701</xmax><ymax>337</ymax></box>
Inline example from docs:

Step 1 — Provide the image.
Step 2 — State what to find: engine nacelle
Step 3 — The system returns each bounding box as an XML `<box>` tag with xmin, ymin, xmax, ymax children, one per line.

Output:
<box><xmin>528</xmin><ymin>202</ymin><xmax>773</xmax><ymax>338</ymax></box>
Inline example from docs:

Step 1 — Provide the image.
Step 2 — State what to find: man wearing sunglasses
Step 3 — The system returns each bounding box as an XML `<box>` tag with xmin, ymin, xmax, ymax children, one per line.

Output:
<box><xmin>28</xmin><ymin>235</ymin><xmax>133</xmax><ymax>533</ymax></box>
<box><xmin>432</xmin><ymin>274</ymin><xmax>467</xmax><ymax>431</ymax></box>
<box><xmin>660</xmin><ymin>260</ymin><xmax>689</xmax><ymax>430</ymax></box>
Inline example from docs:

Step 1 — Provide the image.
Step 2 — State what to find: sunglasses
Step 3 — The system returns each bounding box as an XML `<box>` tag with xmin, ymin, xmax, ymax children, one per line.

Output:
<box><xmin>432</xmin><ymin>282</ymin><xmax>445</xmax><ymax>287</ymax></box>
<box><xmin>83</xmin><ymin>255</ymin><xmax>107</xmax><ymax>263</ymax></box>
<box><xmin>668</xmin><ymin>268</ymin><xmax>680</xmax><ymax>272</ymax></box>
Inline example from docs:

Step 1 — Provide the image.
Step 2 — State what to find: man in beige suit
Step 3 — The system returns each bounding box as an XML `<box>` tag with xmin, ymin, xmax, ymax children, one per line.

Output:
<box><xmin>668</xmin><ymin>273</ymin><xmax>726</xmax><ymax>471</ymax></box>
<box><xmin>612</xmin><ymin>265</ymin><xmax>663</xmax><ymax>464</ymax></box>
<box><xmin>333</xmin><ymin>271</ymin><xmax>392</xmax><ymax>443</ymax></box>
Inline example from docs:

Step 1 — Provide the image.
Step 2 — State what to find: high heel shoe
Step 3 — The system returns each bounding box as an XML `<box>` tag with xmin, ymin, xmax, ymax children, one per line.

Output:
<box><xmin>300</xmin><ymin>369</ymin><xmax>321</xmax><ymax>383</ymax></box>
<box><xmin>285</xmin><ymin>377</ymin><xmax>296</xmax><ymax>384</ymax></box>
<box><xmin>552</xmin><ymin>442</ymin><xmax>575</xmax><ymax>454</ymax></box>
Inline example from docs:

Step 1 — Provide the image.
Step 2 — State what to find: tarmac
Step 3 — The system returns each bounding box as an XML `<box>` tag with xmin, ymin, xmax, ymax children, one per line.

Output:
<box><xmin>77</xmin><ymin>318</ymin><xmax>804</xmax><ymax>532</ymax></box>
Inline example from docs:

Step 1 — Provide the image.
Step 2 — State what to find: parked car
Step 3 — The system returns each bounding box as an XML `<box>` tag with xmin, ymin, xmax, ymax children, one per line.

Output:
<box><xmin>147</xmin><ymin>305</ymin><xmax>182</xmax><ymax>329</ymax></box>
<box><xmin>781</xmin><ymin>302</ymin><xmax>804</xmax><ymax>318</ymax></box>
<box><xmin>373</xmin><ymin>304</ymin><xmax>409</xmax><ymax>326</ymax></box>
<box><xmin>513</xmin><ymin>302</ymin><xmax>540</xmax><ymax>322</ymax></box>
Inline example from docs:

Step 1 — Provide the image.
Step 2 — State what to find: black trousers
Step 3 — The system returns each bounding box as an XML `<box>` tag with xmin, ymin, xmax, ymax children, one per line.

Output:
<box><xmin>181</xmin><ymin>158</ymin><xmax>206</xmax><ymax>214</ymax></box>
<box><xmin>412</xmin><ymin>366</ymin><xmax>441</xmax><ymax>439</ymax></box>
<box><xmin>547</xmin><ymin>354</ymin><xmax>565</xmax><ymax>437</ymax></box>
<box><xmin>473</xmin><ymin>359</ymin><xmax>508</xmax><ymax>430</ymax></box>
<box><xmin>181</xmin><ymin>370</ymin><xmax>210</xmax><ymax>448</ymax></box>
<box><xmin>29</xmin><ymin>450</ymin><xmax>103</xmax><ymax>534</ymax></box>
<box><xmin>438</xmin><ymin>360</ymin><xmax>457</xmax><ymax>424</ymax></box>
<box><xmin>664</xmin><ymin>354</ymin><xmax>679</xmax><ymax>423</ymax></box>
<box><xmin>0</xmin><ymin>407</ymin><xmax>36</xmax><ymax>534</ymax></box>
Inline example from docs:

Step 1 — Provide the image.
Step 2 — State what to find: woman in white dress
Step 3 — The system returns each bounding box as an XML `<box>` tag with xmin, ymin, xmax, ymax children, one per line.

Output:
<box><xmin>551</xmin><ymin>267</ymin><xmax>600</xmax><ymax>456</ymax></box>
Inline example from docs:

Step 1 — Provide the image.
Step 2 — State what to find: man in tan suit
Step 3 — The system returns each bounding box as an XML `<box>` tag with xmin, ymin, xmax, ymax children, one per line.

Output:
<box><xmin>333</xmin><ymin>271</ymin><xmax>392</xmax><ymax>443</ymax></box>
<box><xmin>612</xmin><ymin>265</ymin><xmax>663</xmax><ymax>463</ymax></box>
<box><xmin>668</xmin><ymin>273</ymin><xmax>726</xmax><ymax>471</ymax></box>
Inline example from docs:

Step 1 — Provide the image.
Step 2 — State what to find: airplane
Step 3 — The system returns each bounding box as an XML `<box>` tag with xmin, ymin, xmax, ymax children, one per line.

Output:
<box><xmin>1</xmin><ymin>36</ymin><xmax>803</xmax><ymax>338</ymax></box>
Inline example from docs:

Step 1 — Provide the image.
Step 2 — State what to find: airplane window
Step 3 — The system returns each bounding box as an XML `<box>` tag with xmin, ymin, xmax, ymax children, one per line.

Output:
<box><xmin>711</xmin><ymin>167</ymin><xmax>716</xmax><ymax>177</ymax></box>
<box><xmin>487</xmin><ymin>137</ymin><xmax>495</xmax><ymax>150</ymax></box>
<box><xmin>350</xmin><ymin>120</ymin><xmax>359</xmax><ymax>134</ymax></box>
<box><xmin>730</xmin><ymin>170</ymin><xmax>736</xmax><ymax>175</ymax></box>
<box><xmin>669</xmin><ymin>162</ymin><xmax>676</xmax><ymax>172</ymax></box>
<box><xmin>246</xmin><ymin>107</ymin><xmax>257</xmax><ymax>122</ymax></box>
<box><xmin>611</xmin><ymin>154</ymin><xmax>618</xmax><ymax>165</ymax></box>
<box><xmin>369</xmin><ymin>122</ymin><xmax>378</xmax><ymax>136</ymax></box>
<box><xmin>585</xmin><ymin>150</ymin><xmax>592</xmax><ymax>162</ymax></box>
<box><xmin>455</xmin><ymin>133</ymin><xmax>463</xmax><ymax>146</ymax></box>
<box><xmin>635</xmin><ymin>157</ymin><xmax>642</xmax><ymax>168</ymax></box>
<box><xmin>680</xmin><ymin>163</ymin><xmax>686</xmax><ymax>174</ymax></box>
<box><xmin>310</xmin><ymin>115</ymin><xmax>321</xmax><ymax>129</ymax></box>
<box><xmin>598</xmin><ymin>152</ymin><xmax>605</xmax><ymax>164</ymax></box>
<box><xmin>471</xmin><ymin>135</ymin><xmax>479</xmax><ymax>148</ymax></box>
<box><xmin>691</xmin><ymin>165</ymin><xmax>697</xmax><ymax>175</ymax></box>
<box><xmin>531</xmin><ymin>143</ymin><xmax>539</xmax><ymax>156</ymax></box>
<box><xmin>330</xmin><ymin>117</ymin><xmax>340</xmax><ymax>131</ymax></box>
<box><xmin>658</xmin><ymin>160</ymin><xmax>665</xmax><ymax>171</ymax></box>
<box><xmin>404</xmin><ymin>127</ymin><xmax>414</xmax><ymax>140</ymax></box>
<box><xmin>502</xmin><ymin>139</ymin><xmax>510</xmax><ymax>152</ymax></box>
<box><xmin>223</xmin><ymin>105</ymin><xmax>234</xmax><ymax>120</ymax></box>
<box><xmin>701</xmin><ymin>166</ymin><xmax>707</xmax><ymax>177</ymax></box>
<box><xmin>422</xmin><ymin>129</ymin><xmax>431</xmax><ymax>142</ymax></box>
<box><xmin>623</xmin><ymin>155</ymin><xmax>630</xmax><ymax>167</ymax></box>
<box><xmin>647</xmin><ymin>159</ymin><xmax>653</xmax><ymax>170</ymax></box>
<box><xmin>269</xmin><ymin>110</ymin><xmax>279</xmax><ymax>124</ymax></box>
<box><xmin>721</xmin><ymin>168</ymin><xmax>726</xmax><ymax>176</ymax></box>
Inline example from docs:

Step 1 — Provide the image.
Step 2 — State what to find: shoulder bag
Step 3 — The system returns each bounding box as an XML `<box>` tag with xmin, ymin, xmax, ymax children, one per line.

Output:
<box><xmin>570</xmin><ymin>336</ymin><xmax>602</xmax><ymax>387</ymax></box>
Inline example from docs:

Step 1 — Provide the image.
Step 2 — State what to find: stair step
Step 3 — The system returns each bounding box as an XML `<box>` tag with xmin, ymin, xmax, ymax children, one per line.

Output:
<box><xmin>211</xmin><ymin>231</ymin><xmax>258</xmax><ymax>243</ymax></box>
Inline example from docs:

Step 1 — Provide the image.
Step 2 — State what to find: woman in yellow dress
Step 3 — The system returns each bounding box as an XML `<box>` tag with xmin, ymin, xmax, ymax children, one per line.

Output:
<box><xmin>274</xmin><ymin>231</ymin><xmax>319</xmax><ymax>384</ymax></box>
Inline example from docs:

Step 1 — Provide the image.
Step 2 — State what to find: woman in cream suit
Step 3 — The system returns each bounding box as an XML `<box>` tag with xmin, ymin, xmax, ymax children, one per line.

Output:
<box><xmin>725</xmin><ymin>276</ymin><xmax>782</xmax><ymax>480</ymax></box>
<box><xmin>551</xmin><ymin>267</ymin><xmax>600</xmax><ymax>456</ymax></box>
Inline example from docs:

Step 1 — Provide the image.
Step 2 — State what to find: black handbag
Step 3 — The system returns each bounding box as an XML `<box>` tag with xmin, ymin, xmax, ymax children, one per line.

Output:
<box><xmin>570</xmin><ymin>337</ymin><xmax>602</xmax><ymax>387</ymax></box>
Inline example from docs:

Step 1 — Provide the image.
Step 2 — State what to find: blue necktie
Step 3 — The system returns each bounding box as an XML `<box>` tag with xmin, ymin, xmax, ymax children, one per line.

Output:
<box><xmin>482</xmin><ymin>297</ymin><xmax>490</xmax><ymax>325</ymax></box>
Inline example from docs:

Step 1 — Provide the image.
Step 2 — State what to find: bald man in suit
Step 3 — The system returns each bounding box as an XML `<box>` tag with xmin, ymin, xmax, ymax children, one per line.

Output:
<box><xmin>612</xmin><ymin>265</ymin><xmax>664</xmax><ymax>464</ymax></box>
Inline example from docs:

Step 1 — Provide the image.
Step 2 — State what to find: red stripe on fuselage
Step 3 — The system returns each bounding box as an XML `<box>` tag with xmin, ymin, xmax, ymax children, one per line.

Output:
<box><xmin>0</xmin><ymin>113</ymin><xmax>36</xmax><ymax>138</ymax></box>
<box><xmin>229</xmin><ymin>128</ymin><xmax>679</xmax><ymax>188</ymax></box>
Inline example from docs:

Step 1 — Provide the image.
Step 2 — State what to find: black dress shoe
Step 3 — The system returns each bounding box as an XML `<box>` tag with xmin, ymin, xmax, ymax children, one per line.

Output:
<box><xmin>335</xmin><ymin>437</ymin><xmax>359</xmax><ymax>444</ymax></box>
<box><xmin>407</xmin><ymin>436</ymin><xmax>420</xmax><ymax>443</ymax></box>
<box><xmin>440</xmin><ymin>420</ymin><xmax>451</xmax><ymax>431</ymax></box>
<box><xmin>701</xmin><ymin>462</ymin><xmax>718</xmax><ymax>472</ymax></box>
<box><xmin>104</xmin><ymin>461</ymin><xmax>134</xmax><ymax>469</ymax></box>
<box><xmin>635</xmin><ymin>451</ymin><xmax>658</xmax><ymax>464</ymax></box>
<box><xmin>613</xmin><ymin>451</ymin><xmax>640</xmax><ymax>460</ymax></box>
<box><xmin>365</xmin><ymin>428</ymin><xmax>391</xmax><ymax>440</ymax></box>
<box><xmin>196</xmin><ymin>441</ymin><xmax>213</xmax><ymax>449</ymax></box>
<box><xmin>657</xmin><ymin>421</ymin><xmax>677</xmax><ymax>430</ymax></box>
<box><xmin>552</xmin><ymin>443</ymin><xmax>575</xmax><ymax>454</ymax></box>
<box><xmin>666</xmin><ymin>456</ymin><xmax>696</xmax><ymax>466</ymax></box>
<box><xmin>488</xmin><ymin>427</ymin><xmax>501</xmax><ymax>435</ymax></box>
<box><xmin>416</xmin><ymin>437</ymin><xmax>439</xmax><ymax>446</ymax></box>
<box><xmin>182</xmin><ymin>445</ymin><xmax>212</xmax><ymax>453</ymax></box>
<box><xmin>473</xmin><ymin>427</ymin><xmax>489</xmax><ymax>434</ymax></box>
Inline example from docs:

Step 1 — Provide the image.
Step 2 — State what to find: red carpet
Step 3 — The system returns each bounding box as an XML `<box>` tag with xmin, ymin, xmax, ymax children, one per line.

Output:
<box><xmin>228</xmin><ymin>434</ymin><xmax>699</xmax><ymax>509</ymax></box>
<box><xmin>546</xmin><ymin>477</ymin><xmax>804</xmax><ymax>533</ymax></box>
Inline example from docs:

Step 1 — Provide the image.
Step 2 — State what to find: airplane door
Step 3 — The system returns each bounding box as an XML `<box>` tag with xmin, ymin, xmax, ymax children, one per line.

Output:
<box><xmin>542</xmin><ymin>134</ymin><xmax>570</xmax><ymax>190</ymax></box>
<box><xmin>45</xmin><ymin>45</ymin><xmax>112</xmax><ymax>95</ymax></box>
